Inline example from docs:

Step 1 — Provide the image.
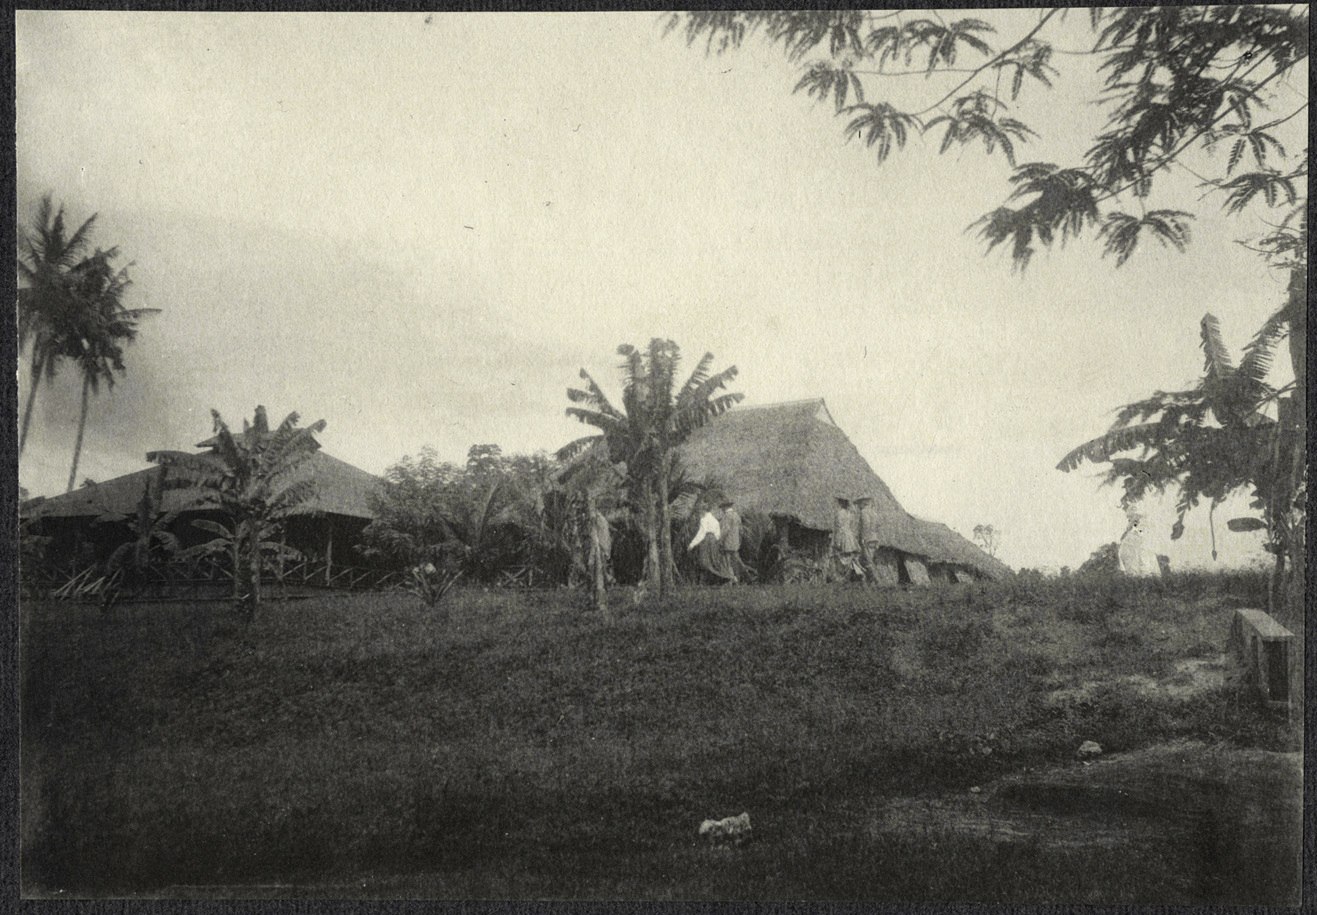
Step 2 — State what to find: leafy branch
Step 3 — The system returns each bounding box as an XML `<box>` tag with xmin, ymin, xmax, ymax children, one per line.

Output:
<box><xmin>666</xmin><ymin>7</ymin><xmax>1309</xmax><ymax>269</ymax></box>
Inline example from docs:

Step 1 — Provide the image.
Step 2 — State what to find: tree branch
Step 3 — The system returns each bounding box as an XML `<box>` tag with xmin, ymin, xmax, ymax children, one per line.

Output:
<box><xmin>1256</xmin><ymin>103</ymin><xmax>1308</xmax><ymax>133</ymax></box>
<box><xmin>1093</xmin><ymin>52</ymin><xmax>1303</xmax><ymax>206</ymax></box>
<box><xmin>913</xmin><ymin>8</ymin><xmax>1060</xmax><ymax>116</ymax></box>
<box><xmin>849</xmin><ymin>66</ymin><xmax>993</xmax><ymax>77</ymax></box>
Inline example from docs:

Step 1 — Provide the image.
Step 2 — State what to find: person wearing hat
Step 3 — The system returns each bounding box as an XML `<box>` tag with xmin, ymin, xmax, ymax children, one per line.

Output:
<box><xmin>855</xmin><ymin>496</ymin><xmax>895</xmax><ymax>585</ymax></box>
<box><xmin>718</xmin><ymin>496</ymin><xmax>749</xmax><ymax>583</ymax></box>
<box><xmin>832</xmin><ymin>497</ymin><xmax>862</xmax><ymax>580</ymax></box>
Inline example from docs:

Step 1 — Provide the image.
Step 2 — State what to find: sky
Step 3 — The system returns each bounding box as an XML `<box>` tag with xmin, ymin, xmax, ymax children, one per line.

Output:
<box><xmin>14</xmin><ymin>10</ymin><xmax>1305</xmax><ymax>571</ymax></box>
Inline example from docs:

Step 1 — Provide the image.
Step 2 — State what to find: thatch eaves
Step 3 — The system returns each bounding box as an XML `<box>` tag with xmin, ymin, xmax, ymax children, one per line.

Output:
<box><xmin>912</xmin><ymin>517</ymin><xmax>1013</xmax><ymax>579</ymax></box>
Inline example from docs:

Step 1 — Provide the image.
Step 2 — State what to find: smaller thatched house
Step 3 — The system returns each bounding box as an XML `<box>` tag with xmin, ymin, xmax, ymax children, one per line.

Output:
<box><xmin>679</xmin><ymin>398</ymin><xmax>1009</xmax><ymax>582</ymax></box>
<box><xmin>21</xmin><ymin>434</ymin><xmax>381</xmax><ymax>583</ymax></box>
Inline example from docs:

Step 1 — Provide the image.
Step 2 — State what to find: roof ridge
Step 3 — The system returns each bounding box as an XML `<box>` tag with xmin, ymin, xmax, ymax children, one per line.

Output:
<box><xmin>729</xmin><ymin>397</ymin><xmax>826</xmax><ymax>412</ymax></box>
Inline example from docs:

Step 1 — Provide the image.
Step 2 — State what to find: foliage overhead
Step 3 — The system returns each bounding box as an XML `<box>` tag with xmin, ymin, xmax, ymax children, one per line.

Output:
<box><xmin>665</xmin><ymin>7</ymin><xmax>1308</xmax><ymax>270</ymax></box>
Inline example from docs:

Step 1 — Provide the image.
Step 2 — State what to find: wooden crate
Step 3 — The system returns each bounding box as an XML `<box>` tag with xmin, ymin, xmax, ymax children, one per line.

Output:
<box><xmin>1227</xmin><ymin>608</ymin><xmax>1295</xmax><ymax>708</ymax></box>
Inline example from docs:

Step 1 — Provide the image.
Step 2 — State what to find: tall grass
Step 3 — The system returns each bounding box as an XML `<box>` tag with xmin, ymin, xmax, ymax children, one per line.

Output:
<box><xmin>20</xmin><ymin>573</ymin><xmax>1298</xmax><ymax>900</ymax></box>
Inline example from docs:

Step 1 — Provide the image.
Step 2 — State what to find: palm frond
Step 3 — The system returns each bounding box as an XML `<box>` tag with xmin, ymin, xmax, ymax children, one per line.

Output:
<box><xmin>676</xmin><ymin>365</ymin><xmax>741</xmax><ymax>418</ymax></box>
<box><xmin>567</xmin><ymin>369</ymin><xmax>624</xmax><ymax>419</ymax></box>
<box><xmin>565</xmin><ymin>407</ymin><xmax>627</xmax><ymax>437</ymax></box>
<box><xmin>554</xmin><ymin>434</ymin><xmax>604</xmax><ymax>463</ymax></box>
<box><xmin>677</xmin><ymin>352</ymin><xmax>716</xmax><ymax>405</ymax></box>
<box><xmin>253</xmin><ymin>405</ymin><xmax>272</xmax><ymax>437</ymax></box>
<box><xmin>1056</xmin><ymin>421</ymin><xmax>1169</xmax><ymax>472</ymax></box>
<box><xmin>208</xmin><ymin>410</ymin><xmax>245</xmax><ymax>474</ymax></box>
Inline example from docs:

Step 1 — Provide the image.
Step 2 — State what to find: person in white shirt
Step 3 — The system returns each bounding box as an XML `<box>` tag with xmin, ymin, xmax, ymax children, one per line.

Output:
<box><xmin>688</xmin><ymin>502</ymin><xmax>734</xmax><ymax>584</ymax></box>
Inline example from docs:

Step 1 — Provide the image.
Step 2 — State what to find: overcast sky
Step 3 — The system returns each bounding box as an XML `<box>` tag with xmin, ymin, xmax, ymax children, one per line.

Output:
<box><xmin>15</xmin><ymin>10</ymin><xmax>1304</xmax><ymax>570</ymax></box>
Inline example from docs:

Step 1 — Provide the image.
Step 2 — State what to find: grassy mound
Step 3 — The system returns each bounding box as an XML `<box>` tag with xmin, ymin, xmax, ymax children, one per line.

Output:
<box><xmin>20</xmin><ymin>572</ymin><xmax>1299</xmax><ymax>901</ymax></box>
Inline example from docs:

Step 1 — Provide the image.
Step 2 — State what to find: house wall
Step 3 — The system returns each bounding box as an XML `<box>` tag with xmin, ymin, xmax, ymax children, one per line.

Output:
<box><xmin>25</xmin><ymin>512</ymin><xmax>375</xmax><ymax>578</ymax></box>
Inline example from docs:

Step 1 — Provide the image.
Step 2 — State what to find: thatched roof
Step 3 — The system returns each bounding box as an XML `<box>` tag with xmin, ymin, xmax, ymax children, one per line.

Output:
<box><xmin>22</xmin><ymin>450</ymin><xmax>380</xmax><ymax>523</ymax></box>
<box><xmin>679</xmin><ymin>398</ymin><xmax>1009</xmax><ymax>579</ymax></box>
<box><xmin>912</xmin><ymin>518</ymin><xmax>1012</xmax><ymax>579</ymax></box>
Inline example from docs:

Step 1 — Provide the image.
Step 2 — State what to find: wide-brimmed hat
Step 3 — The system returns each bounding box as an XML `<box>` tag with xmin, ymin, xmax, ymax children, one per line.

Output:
<box><xmin>719</xmin><ymin>497</ymin><xmax>735</xmax><ymax>507</ymax></box>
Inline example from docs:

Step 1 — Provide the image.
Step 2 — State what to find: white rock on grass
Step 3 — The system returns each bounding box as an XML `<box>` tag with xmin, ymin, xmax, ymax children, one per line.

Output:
<box><xmin>1077</xmin><ymin>740</ymin><xmax>1103</xmax><ymax>759</ymax></box>
<box><xmin>698</xmin><ymin>812</ymin><xmax>752</xmax><ymax>845</ymax></box>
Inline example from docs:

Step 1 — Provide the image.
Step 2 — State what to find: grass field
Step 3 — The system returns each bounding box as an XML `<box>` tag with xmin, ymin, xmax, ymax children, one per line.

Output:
<box><xmin>20</xmin><ymin>572</ymin><xmax>1301</xmax><ymax>902</ymax></box>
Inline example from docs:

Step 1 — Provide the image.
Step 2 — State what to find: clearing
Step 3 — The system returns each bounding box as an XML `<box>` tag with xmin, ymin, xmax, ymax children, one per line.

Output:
<box><xmin>20</xmin><ymin>572</ymin><xmax>1301</xmax><ymax>902</ymax></box>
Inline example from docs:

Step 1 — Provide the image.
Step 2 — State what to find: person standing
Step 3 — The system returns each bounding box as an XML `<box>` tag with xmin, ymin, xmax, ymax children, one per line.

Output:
<box><xmin>1117</xmin><ymin>510</ymin><xmax>1155</xmax><ymax>576</ymax></box>
<box><xmin>832</xmin><ymin>497</ymin><xmax>861</xmax><ymax>580</ymax></box>
<box><xmin>855</xmin><ymin>496</ymin><xmax>878</xmax><ymax>583</ymax></box>
<box><xmin>719</xmin><ymin>497</ymin><xmax>749</xmax><ymax>583</ymax></box>
<box><xmin>688</xmin><ymin>501</ymin><xmax>734</xmax><ymax>584</ymax></box>
<box><xmin>856</xmin><ymin>496</ymin><xmax>896</xmax><ymax>585</ymax></box>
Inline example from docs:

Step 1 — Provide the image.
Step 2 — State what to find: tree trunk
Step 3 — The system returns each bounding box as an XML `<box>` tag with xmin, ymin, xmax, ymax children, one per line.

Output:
<box><xmin>250</xmin><ymin>523</ymin><xmax>263</xmax><ymax>609</ymax></box>
<box><xmin>65</xmin><ymin>373</ymin><xmax>91</xmax><ymax>493</ymax></box>
<box><xmin>326</xmin><ymin>523</ymin><xmax>334</xmax><ymax>586</ymax></box>
<box><xmin>587</xmin><ymin>492</ymin><xmax>609</xmax><ymax>621</ymax></box>
<box><xmin>231</xmin><ymin>525</ymin><xmax>244</xmax><ymax>603</ymax></box>
<box><xmin>657</xmin><ymin>450</ymin><xmax>675</xmax><ymax>596</ymax></box>
<box><xmin>642</xmin><ymin>479</ymin><xmax>660</xmax><ymax>596</ymax></box>
<box><xmin>19</xmin><ymin>349</ymin><xmax>46</xmax><ymax>456</ymax></box>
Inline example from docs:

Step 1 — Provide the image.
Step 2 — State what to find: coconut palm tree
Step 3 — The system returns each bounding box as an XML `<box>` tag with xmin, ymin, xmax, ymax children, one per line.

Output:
<box><xmin>16</xmin><ymin>195</ymin><xmax>158</xmax><ymax>477</ymax></box>
<box><xmin>563</xmin><ymin>339</ymin><xmax>742</xmax><ymax>596</ymax></box>
<box><xmin>62</xmin><ymin>249</ymin><xmax>158</xmax><ymax>492</ymax></box>
<box><xmin>150</xmin><ymin>406</ymin><xmax>325</xmax><ymax>616</ymax></box>
<box><xmin>17</xmin><ymin>194</ymin><xmax>99</xmax><ymax>454</ymax></box>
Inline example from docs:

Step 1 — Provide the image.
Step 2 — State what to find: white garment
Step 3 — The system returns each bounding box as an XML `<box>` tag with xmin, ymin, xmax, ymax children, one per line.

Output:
<box><xmin>1117</xmin><ymin>523</ymin><xmax>1155</xmax><ymax>576</ymax></box>
<box><xmin>688</xmin><ymin>511</ymin><xmax>721</xmax><ymax>551</ymax></box>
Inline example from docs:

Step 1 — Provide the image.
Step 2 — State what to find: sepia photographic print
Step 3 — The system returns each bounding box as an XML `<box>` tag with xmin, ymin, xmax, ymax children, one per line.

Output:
<box><xmin>13</xmin><ymin>7</ymin><xmax>1307</xmax><ymax>904</ymax></box>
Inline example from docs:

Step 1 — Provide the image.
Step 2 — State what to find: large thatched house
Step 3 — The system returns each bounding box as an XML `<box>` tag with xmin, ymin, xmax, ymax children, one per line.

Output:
<box><xmin>21</xmin><ymin>433</ymin><xmax>381</xmax><ymax>583</ymax></box>
<box><xmin>680</xmin><ymin>398</ymin><xmax>1010</xmax><ymax>582</ymax></box>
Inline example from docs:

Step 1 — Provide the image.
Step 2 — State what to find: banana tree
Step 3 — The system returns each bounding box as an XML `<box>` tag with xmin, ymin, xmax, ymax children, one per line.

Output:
<box><xmin>149</xmin><ymin>406</ymin><xmax>324</xmax><ymax>617</ymax></box>
<box><xmin>182</xmin><ymin>516</ymin><xmax>302</xmax><ymax>609</ymax></box>
<box><xmin>99</xmin><ymin>468</ymin><xmax>180</xmax><ymax>608</ymax></box>
<box><xmin>1059</xmin><ymin>306</ymin><xmax>1301</xmax><ymax>618</ymax></box>
<box><xmin>563</xmin><ymin>339</ymin><xmax>742</xmax><ymax>597</ymax></box>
